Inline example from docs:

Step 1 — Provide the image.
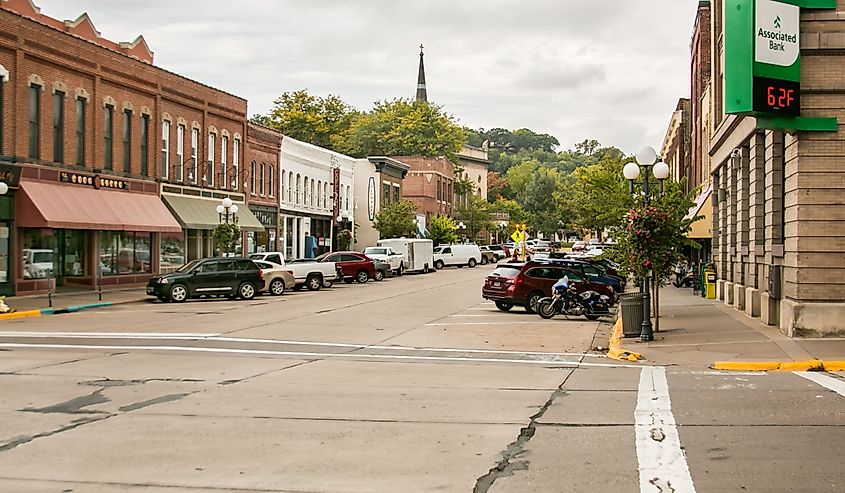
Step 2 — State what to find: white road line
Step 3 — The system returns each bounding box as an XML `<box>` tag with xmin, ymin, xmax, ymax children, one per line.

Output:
<box><xmin>450</xmin><ymin>314</ymin><xmax>516</xmax><ymax>317</ymax></box>
<box><xmin>0</xmin><ymin>331</ymin><xmax>221</xmax><ymax>338</ymax></box>
<box><xmin>635</xmin><ymin>367</ymin><xmax>696</xmax><ymax>493</ymax></box>
<box><xmin>0</xmin><ymin>332</ymin><xmax>605</xmax><ymax>359</ymax></box>
<box><xmin>794</xmin><ymin>372</ymin><xmax>845</xmax><ymax>397</ymax></box>
<box><xmin>426</xmin><ymin>321</ymin><xmax>553</xmax><ymax>326</ymax></box>
<box><xmin>0</xmin><ymin>342</ymin><xmax>640</xmax><ymax>368</ymax></box>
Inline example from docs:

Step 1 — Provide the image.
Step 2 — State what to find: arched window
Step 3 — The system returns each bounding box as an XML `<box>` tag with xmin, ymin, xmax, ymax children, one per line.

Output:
<box><xmin>317</xmin><ymin>180</ymin><xmax>322</xmax><ymax>209</ymax></box>
<box><xmin>303</xmin><ymin>177</ymin><xmax>309</xmax><ymax>205</ymax></box>
<box><xmin>250</xmin><ymin>161</ymin><xmax>256</xmax><ymax>194</ymax></box>
<box><xmin>323</xmin><ymin>183</ymin><xmax>328</xmax><ymax>209</ymax></box>
<box><xmin>280</xmin><ymin>168</ymin><xmax>285</xmax><ymax>200</ymax></box>
<box><xmin>345</xmin><ymin>185</ymin><xmax>351</xmax><ymax>211</ymax></box>
<box><xmin>296</xmin><ymin>173</ymin><xmax>301</xmax><ymax>204</ymax></box>
<box><xmin>288</xmin><ymin>172</ymin><xmax>294</xmax><ymax>203</ymax></box>
<box><xmin>268</xmin><ymin>165</ymin><xmax>274</xmax><ymax>197</ymax></box>
<box><xmin>259</xmin><ymin>163</ymin><xmax>266</xmax><ymax>196</ymax></box>
<box><xmin>310</xmin><ymin>181</ymin><xmax>315</xmax><ymax>207</ymax></box>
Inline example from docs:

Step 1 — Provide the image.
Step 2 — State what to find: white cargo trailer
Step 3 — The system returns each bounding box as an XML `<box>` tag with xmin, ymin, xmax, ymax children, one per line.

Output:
<box><xmin>376</xmin><ymin>238</ymin><xmax>434</xmax><ymax>274</ymax></box>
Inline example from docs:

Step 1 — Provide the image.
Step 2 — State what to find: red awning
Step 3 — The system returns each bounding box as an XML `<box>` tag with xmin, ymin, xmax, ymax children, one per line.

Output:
<box><xmin>17</xmin><ymin>180</ymin><xmax>182</xmax><ymax>233</ymax></box>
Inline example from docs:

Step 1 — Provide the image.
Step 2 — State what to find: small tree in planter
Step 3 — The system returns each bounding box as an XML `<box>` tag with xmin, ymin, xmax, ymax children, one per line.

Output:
<box><xmin>426</xmin><ymin>214</ymin><xmax>458</xmax><ymax>246</ymax></box>
<box><xmin>212</xmin><ymin>222</ymin><xmax>240</xmax><ymax>256</ymax></box>
<box><xmin>337</xmin><ymin>229</ymin><xmax>353</xmax><ymax>250</ymax></box>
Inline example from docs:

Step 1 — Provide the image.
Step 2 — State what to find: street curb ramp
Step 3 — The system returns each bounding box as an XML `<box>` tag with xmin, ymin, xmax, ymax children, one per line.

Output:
<box><xmin>0</xmin><ymin>298</ymin><xmax>145</xmax><ymax>321</ymax></box>
<box><xmin>712</xmin><ymin>360</ymin><xmax>845</xmax><ymax>372</ymax></box>
<box><xmin>608</xmin><ymin>319</ymin><xmax>644</xmax><ymax>362</ymax></box>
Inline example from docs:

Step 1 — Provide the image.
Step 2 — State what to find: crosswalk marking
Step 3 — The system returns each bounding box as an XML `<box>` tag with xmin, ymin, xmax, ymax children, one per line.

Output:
<box><xmin>635</xmin><ymin>367</ymin><xmax>696</xmax><ymax>493</ymax></box>
<box><xmin>794</xmin><ymin>371</ymin><xmax>845</xmax><ymax>397</ymax></box>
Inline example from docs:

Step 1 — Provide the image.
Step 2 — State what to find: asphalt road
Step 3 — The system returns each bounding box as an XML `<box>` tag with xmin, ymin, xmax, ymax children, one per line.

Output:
<box><xmin>0</xmin><ymin>266</ymin><xmax>842</xmax><ymax>492</ymax></box>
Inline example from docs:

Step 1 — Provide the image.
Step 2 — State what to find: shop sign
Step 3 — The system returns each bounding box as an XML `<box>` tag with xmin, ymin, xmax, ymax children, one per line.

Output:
<box><xmin>367</xmin><ymin>176</ymin><xmax>376</xmax><ymax>221</ymax></box>
<box><xmin>60</xmin><ymin>172</ymin><xmax>127</xmax><ymax>190</ymax></box>
<box><xmin>250</xmin><ymin>207</ymin><xmax>277</xmax><ymax>228</ymax></box>
<box><xmin>0</xmin><ymin>163</ymin><xmax>21</xmax><ymax>188</ymax></box>
<box><xmin>332</xmin><ymin>167</ymin><xmax>341</xmax><ymax>222</ymax></box>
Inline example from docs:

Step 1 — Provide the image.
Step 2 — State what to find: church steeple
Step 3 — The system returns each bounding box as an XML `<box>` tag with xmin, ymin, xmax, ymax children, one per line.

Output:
<box><xmin>416</xmin><ymin>44</ymin><xmax>428</xmax><ymax>102</ymax></box>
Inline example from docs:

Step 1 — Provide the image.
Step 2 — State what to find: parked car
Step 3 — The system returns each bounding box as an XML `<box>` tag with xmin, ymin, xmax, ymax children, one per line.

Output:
<box><xmin>482</xmin><ymin>262</ymin><xmax>615</xmax><ymax>313</ymax></box>
<box><xmin>363</xmin><ymin>246</ymin><xmax>405</xmax><ymax>274</ymax></box>
<box><xmin>251</xmin><ymin>252</ymin><xmax>336</xmax><ymax>291</ymax></box>
<box><xmin>478</xmin><ymin>246</ymin><xmax>498</xmax><ymax>265</ymax></box>
<box><xmin>252</xmin><ymin>260</ymin><xmax>295</xmax><ymax>296</ymax></box>
<box><xmin>433</xmin><ymin>244</ymin><xmax>482</xmax><ymax>269</ymax></box>
<box><xmin>317</xmin><ymin>251</ymin><xmax>376</xmax><ymax>283</ymax></box>
<box><xmin>372</xmin><ymin>259</ymin><xmax>393</xmax><ymax>281</ymax></box>
<box><xmin>571</xmin><ymin>241</ymin><xmax>587</xmax><ymax>252</ymax></box>
<box><xmin>146</xmin><ymin>257</ymin><xmax>262</xmax><ymax>303</ymax></box>
<box><xmin>376</xmin><ymin>238</ymin><xmax>434</xmax><ymax>274</ymax></box>
<box><xmin>538</xmin><ymin>258</ymin><xmax>624</xmax><ymax>293</ymax></box>
<box><xmin>487</xmin><ymin>244</ymin><xmax>507</xmax><ymax>260</ymax></box>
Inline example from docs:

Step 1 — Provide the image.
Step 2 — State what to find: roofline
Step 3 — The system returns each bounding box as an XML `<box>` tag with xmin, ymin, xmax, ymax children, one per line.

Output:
<box><xmin>367</xmin><ymin>156</ymin><xmax>412</xmax><ymax>172</ymax></box>
<box><xmin>1</xmin><ymin>7</ymin><xmax>247</xmax><ymax>104</ymax></box>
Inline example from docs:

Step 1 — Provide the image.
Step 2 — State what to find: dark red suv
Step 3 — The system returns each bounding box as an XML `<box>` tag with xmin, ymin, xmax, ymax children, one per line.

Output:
<box><xmin>482</xmin><ymin>262</ymin><xmax>615</xmax><ymax>313</ymax></box>
<box><xmin>317</xmin><ymin>251</ymin><xmax>376</xmax><ymax>284</ymax></box>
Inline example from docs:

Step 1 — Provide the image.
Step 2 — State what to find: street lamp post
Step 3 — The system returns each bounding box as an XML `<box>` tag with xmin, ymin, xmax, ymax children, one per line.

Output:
<box><xmin>623</xmin><ymin>146</ymin><xmax>670</xmax><ymax>342</ymax></box>
<box><xmin>457</xmin><ymin>221</ymin><xmax>467</xmax><ymax>243</ymax></box>
<box><xmin>216</xmin><ymin>197</ymin><xmax>239</xmax><ymax>225</ymax></box>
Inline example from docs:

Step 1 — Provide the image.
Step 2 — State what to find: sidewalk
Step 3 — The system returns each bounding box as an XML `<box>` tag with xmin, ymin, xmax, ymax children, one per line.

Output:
<box><xmin>619</xmin><ymin>286</ymin><xmax>845</xmax><ymax>368</ymax></box>
<box><xmin>2</xmin><ymin>287</ymin><xmax>148</xmax><ymax>315</ymax></box>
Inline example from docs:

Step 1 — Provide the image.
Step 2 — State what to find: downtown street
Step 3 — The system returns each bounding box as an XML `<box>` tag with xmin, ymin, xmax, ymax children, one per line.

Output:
<box><xmin>0</xmin><ymin>267</ymin><xmax>843</xmax><ymax>492</ymax></box>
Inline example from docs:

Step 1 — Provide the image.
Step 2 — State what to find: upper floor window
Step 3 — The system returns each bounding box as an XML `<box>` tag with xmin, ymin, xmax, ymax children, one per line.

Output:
<box><xmin>259</xmin><ymin>163</ymin><xmax>266</xmax><ymax>196</ymax></box>
<box><xmin>176</xmin><ymin>124</ymin><xmax>185</xmax><ymax>181</ymax></box>
<box><xmin>316</xmin><ymin>180</ymin><xmax>322</xmax><ymax>207</ymax></box>
<box><xmin>103</xmin><ymin>104</ymin><xmax>114</xmax><ymax>169</ymax></box>
<box><xmin>268</xmin><ymin>165</ymin><xmax>274</xmax><ymax>197</ymax></box>
<box><xmin>232</xmin><ymin>139</ymin><xmax>240</xmax><ymax>191</ymax></box>
<box><xmin>76</xmin><ymin>98</ymin><xmax>86</xmax><ymax>166</ymax></box>
<box><xmin>250</xmin><ymin>161</ymin><xmax>256</xmax><ymax>194</ymax></box>
<box><xmin>161</xmin><ymin>120</ymin><xmax>171</xmax><ymax>179</ymax></box>
<box><xmin>310</xmin><ymin>181</ymin><xmax>315</xmax><ymax>207</ymax></box>
<box><xmin>28</xmin><ymin>84</ymin><xmax>41</xmax><ymax>159</ymax></box>
<box><xmin>122</xmin><ymin>109</ymin><xmax>132</xmax><ymax>173</ymax></box>
<box><xmin>207</xmin><ymin>132</ymin><xmax>215</xmax><ymax>187</ymax></box>
<box><xmin>323</xmin><ymin>182</ymin><xmax>328</xmax><ymax>209</ymax></box>
<box><xmin>190</xmin><ymin>128</ymin><xmax>199</xmax><ymax>183</ymax></box>
<box><xmin>140</xmin><ymin>115</ymin><xmax>149</xmax><ymax>177</ymax></box>
<box><xmin>52</xmin><ymin>91</ymin><xmax>64</xmax><ymax>163</ymax></box>
<box><xmin>220</xmin><ymin>136</ymin><xmax>228</xmax><ymax>189</ymax></box>
<box><xmin>296</xmin><ymin>174</ymin><xmax>301</xmax><ymax>204</ymax></box>
<box><xmin>280</xmin><ymin>169</ymin><xmax>285</xmax><ymax>200</ymax></box>
<box><xmin>0</xmin><ymin>70</ymin><xmax>5</xmax><ymax>153</ymax></box>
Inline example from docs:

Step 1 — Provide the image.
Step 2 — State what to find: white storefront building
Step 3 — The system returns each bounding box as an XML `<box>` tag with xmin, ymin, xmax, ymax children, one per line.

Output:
<box><xmin>279</xmin><ymin>137</ymin><xmax>355</xmax><ymax>259</ymax></box>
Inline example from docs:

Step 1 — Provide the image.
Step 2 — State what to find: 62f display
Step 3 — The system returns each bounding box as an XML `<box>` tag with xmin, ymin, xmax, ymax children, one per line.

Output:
<box><xmin>753</xmin><ymin>76</ymin><xmax>800</xmax><ymax>117</ymax></box>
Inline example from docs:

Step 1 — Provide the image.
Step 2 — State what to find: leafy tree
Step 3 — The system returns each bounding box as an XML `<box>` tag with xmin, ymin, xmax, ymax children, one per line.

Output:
<box><xmin>337</xmin><ymin>229</ymin><xmax>353</xmax><ymax>250</ymax></box>
<box><xmin>519</xmin><ymin>167</ymin><xmax>565</xmax><ymax>236</ymax></box>
<box><xmin>504</xmin><ymin>160</ymin><xmax>541</xmax><ymax>193</ymax></box>
<box><xmin>565</xmin><ymin>155</ymin><xmax>634</xmax><ymax>235</ymax></box>
<box><xmin>257</xmin><ymin>89</ymin><xmax>358</xmax><ymax>152</ymax></box>
<box><xmin>426</xmin><ymin>214</ymin><xmax>458</xmax><ymax>246</ymax></box>
<box><xmin>373</xmin><ymin>200</ymin><xmax>417</xmax><ymax>238</ymax></box>
<box><xmin>487</xmin><ymin>171</ymin><xmax>510</xmax><ymax>202</ymax></box>
<box><xmin>490</xmin><ymin>198</ymin><xmax>528</xmax><ymax>230</ymax></box>
<box><xmin>456</xmin><ymin>194</ymin><xmax>493</xmax><ymax>243</ymax></box>
<box><xmin>212</xmin><ymin>223</ymin><xmax>240</xmax><ymax>256</ymax></box>
<box><xmin>339</xmin><ymin>99</ymin><xmax>465</xmax><ymax>160</ymax></box>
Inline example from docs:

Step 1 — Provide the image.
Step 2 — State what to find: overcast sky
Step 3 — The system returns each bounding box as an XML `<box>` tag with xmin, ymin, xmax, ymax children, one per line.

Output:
<box><xmin>37</xmin><ymin>0</ymin><xmax>703</xmax><ymax>154</ymax></box>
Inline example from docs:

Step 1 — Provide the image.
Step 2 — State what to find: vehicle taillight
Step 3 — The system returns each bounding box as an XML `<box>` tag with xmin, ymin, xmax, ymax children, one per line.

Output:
<box><xmin>514</xmin><ymin>277</ymin><xmax>524</xmax><ymax>285</ymax></box>
<box><xmin>287</xmin><ymin>270</ymin><xmax>294</xmax><ymax>276</ymax></box>
<box><xmin>258</xmin><ymin>270</ymin><xmax>264</xmax><ymax>281</ymax></box>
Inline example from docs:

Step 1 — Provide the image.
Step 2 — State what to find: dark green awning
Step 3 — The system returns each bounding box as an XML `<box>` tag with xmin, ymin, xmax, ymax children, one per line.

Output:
<box><xmin>162</xmin><ymin>194</ymin><xmax>265</xmax><ymax>232</ymax></box>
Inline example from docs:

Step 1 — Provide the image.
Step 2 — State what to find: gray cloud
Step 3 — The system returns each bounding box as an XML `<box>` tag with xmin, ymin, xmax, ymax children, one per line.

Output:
<box><xmin>37</xmin><ymin>0</ymin><xmax>702</xmax><ymax>153</ymax></box>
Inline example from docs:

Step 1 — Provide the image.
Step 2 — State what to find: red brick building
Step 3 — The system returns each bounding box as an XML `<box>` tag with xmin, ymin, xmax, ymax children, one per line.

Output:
<box><xmin>245</xmin><ymin>123</ymin><xmax>283</xmax><ymax>253</ymax></box>
<box><xmin>0</xmin><ymin>0</ymin><xmax>262</xmax><ymax>295</ymax></box>
<box><xmin>393</xmin><ymin>155</ymin><xmax>454</xmax><ymax>223</ymax></box>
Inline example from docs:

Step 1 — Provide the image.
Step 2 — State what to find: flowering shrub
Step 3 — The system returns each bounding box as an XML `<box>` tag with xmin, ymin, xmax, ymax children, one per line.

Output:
<box><xmin>615</xmin><ymin>205</ymin><xmax>678</xmax><ymax>283</ymax></box>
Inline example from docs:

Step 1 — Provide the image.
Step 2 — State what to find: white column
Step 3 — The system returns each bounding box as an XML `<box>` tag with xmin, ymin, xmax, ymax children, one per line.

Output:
<box><xmin>281</xmin><ymin>215</ymin><xmax>288</xmax><ymax>258</ymax></box>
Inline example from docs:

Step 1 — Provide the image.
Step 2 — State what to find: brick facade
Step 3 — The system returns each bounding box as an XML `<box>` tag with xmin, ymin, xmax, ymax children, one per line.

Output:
<box><xmin>246</xmin><ymin>123</ymin><xmax>282</xmax><ymax>251</ymax></box>
<box><xmin>394</xmin><ymin>155</ymin><xmax>454</xmax><ymax>221</ymax></box>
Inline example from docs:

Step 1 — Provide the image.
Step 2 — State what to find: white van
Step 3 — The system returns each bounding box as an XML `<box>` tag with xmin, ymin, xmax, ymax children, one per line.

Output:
<box><xmin>432</xmin><ymin>244</ymin><xmax>482</xmax><ymax>269</ymax></box>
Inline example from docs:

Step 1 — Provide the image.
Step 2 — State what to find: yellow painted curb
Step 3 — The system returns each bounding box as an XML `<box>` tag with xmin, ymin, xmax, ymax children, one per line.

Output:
<box><xmin>821</xmin><ymin>361</ymin><xmax>845</xmax><ymax>371</ymax></box>
<box><xmin>607</xmin><ymin>318</ymin><xmax>644</xmax><ymax>362</ymax></box>
<box><xmin>712</xmin><ymin>359</ymin><xmax>844</xmax><ymax>372</ymax></box>
<box><xmin>0</xmin><ymin>310</ymin><xmax>42</xmax><ymax>321</ymax></box>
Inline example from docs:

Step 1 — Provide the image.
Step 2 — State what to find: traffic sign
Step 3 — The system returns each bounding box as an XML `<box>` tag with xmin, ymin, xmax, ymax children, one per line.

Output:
<box><xmin>511</xmin><ymin>231</ymin><xmax>524</xmax><ymax>243</ymax></box>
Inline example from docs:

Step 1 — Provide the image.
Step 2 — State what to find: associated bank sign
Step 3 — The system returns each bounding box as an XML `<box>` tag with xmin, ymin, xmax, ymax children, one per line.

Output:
<box><xmin>755</xmin><ymin>0</ymin><xmax>799</xmax><ymax>67</ymax></box>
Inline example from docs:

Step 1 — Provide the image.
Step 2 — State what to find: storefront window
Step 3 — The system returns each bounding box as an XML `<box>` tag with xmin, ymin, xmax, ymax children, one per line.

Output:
<box><xmin>22</xmin><ymin>228</ymin><xmax>56</xmax><ymax>280</ymax></box>
<box><xmin>61</xmin><ymin>230</ymin><xmax>87</xmax><ymax>278</ymax></box>
<box><xmin>100</xmin><ymin>231</ymin><xmax>153</xmax><ymax>275</ymax></box>
<box><xmin>160</xmin><ymin>233</ymin><xmax>185</xmax><ymax>270</ymax></box>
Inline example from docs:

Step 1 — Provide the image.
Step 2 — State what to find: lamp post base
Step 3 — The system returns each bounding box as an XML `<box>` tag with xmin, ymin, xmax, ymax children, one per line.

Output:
<box><xmin>640</xmin><ymin>275</ymin><xmax>654</xmax><ymax>342</ymax></box>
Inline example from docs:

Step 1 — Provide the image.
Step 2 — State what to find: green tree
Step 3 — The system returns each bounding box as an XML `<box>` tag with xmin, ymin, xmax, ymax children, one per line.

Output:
<box><xmin>456</xmin><ymin>194</ymin><xmax>493</xmax><ymax>243</ymax></box>
<box><xmin>339</xmin><ymin>99</ymin><xmax>465</xmax><ymax>159</ymax></box>
<box><xmin>565</xmin><ymin>155</ymin><xmax>633</xmax><ymax>235</ymax></box>
<box><xmin>257</xmin><ymin>89</ymin><xmax>358</xmax><ymax>152</ymax></box>
<box><xmin>426</xmin><ymin>214</ymin><xmax>458</xmax><ymax>246</ymax></box>
<box><xmin>212</xmin><ymin>223</ymin><xmax>240</xmax><ymax>256</ymax></box>
<box><xmin>519</xmin><ymin>167</ymin><xmax>565</xmax><ymax>236</ymax></box>
<box><xmin>373</xmin><ymin>200</ymin><xmax>417</xmax><ymax>238</ymax></box>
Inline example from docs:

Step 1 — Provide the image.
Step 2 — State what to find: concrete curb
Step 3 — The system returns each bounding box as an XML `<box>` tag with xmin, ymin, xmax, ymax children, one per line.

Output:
<box><xmin>1</xmin><ymin>297</ymin><xmax>146</xmax><ymax>320</ymax></box>
<box><xmin>712</xmin><ymin>360</ymin><xmax>845</xmax><ymax>372</ymax></box>
<box><xmin>607</xmin><ymin>318</ymin><xmax>644</xmax><ymax>362</ymax></box>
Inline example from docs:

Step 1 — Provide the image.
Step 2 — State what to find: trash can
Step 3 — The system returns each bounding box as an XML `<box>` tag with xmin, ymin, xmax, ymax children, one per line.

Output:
<box><xmin>620</xmin><ymin>293</ymin><xmax>645</xmax><ymax>338</ymax></box>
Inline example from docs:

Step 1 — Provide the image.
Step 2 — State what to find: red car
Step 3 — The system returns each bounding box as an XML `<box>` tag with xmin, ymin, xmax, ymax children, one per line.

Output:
<box><xmin>317</xmin><ymin>251</ymin><xmax>376</xmax><ymax>284</ymax></box>
<box><xmin>482</xmin><ymin>262</ymin><xmax>615</xmax><ymax>313</ymax></box>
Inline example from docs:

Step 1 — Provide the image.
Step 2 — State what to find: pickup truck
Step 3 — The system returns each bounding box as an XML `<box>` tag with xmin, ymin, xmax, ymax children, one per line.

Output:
<box><xmin>362</xmin><ymin>246</ymin><xmax>405</xmax><ymax>275</ymax></box>
<box><xmin>249</xmin><ymin>252</ymin><xmax>338</xmax><ymax>291</ymax></box>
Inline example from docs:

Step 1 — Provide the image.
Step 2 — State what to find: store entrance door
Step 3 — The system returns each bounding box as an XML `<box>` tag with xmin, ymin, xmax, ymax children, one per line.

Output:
<box><xmin>55</xmin><ymin>229</ymin><xmax>88</xmax><ymax>289</ymax></box>
<box><xmin>0</xmin><ymin>220</ymin><xmax>12</xmax><ymax>296</ymax></box>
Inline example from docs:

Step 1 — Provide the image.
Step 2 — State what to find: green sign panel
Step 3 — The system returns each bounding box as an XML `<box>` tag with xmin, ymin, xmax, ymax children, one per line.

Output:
<box><xmin>725</xmin><ymin>0</ymin><xmax>837</xmax><ymax>130</ymax></box>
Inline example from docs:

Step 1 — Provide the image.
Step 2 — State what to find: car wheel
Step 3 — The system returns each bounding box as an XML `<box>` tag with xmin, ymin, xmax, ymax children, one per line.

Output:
<box><xmin>480</xmin><ymin>256</ymin><xmax>488</xmax><ymax>265</ymax></box>
<box><xmin>355</xmin><ymin>270</ymin><xmax>369</xmax><ymax>283</ymax></box>
<box><xmin>169</xmin><ymin>284</ymin><xmax>188</xmax><ymax>303</ymax></box>
<box><xmin>524</xmin><ymin>291</ymin><xmax>543</xmax><ymax>314</ymax></box>
<box><xmin>434</xmin><ymin>260</ymin><xmax>444</xmax><ymax>270</ymax></box>
<box><xmin>495</xmin><ymin>301</ymin><xmax>513</xmax><ymax>312</ymax></box>
<box><xmin>397</xmin><ymin>263</ymin><xmax>404</xmax><ymax>276</ymax></box>
<box><xmin>468</xmin><ymin>258</ymin><xmax>477</xmax><ymax>268</ymax></box>
<box><xmin>269</xmin><ymin>278</ymin><xmax>285</xmax><ymax>296</ymax></box>
<box><xmin>306</xmin><ymin>275</ymin><xmax>322</xmax><ymax>291</ymax></box>
<box><xmin>322</xmin><ymin>278</ymin><xmax>334</xmax><ymax>288</ymax></box>
<box><xmin>374</xmin><ymin>270</ymin><xmax>385</xmax><ymax>281</ymax></box>
<box><xmin>238</xmin><ymin>282</ymin><xmax>256</xmax><ymax>300</ymax></box>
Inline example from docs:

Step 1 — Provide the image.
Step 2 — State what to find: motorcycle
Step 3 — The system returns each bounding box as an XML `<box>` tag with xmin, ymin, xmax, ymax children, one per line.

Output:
<box><xmin>537</xmin><ymin>285</ymin><xmax>611</xmax><ymax>321</ymax></box>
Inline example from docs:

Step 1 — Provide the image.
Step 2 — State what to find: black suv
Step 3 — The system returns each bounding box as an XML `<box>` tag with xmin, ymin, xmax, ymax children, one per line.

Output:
<box><xmin>147</xmin><ymin>257</ymin><xmax>263</xmax><ymax>302</ymax></box>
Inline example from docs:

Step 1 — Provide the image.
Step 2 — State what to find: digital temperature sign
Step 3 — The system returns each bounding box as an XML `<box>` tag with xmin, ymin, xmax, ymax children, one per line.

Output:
<box><xmin>753</xmin><ymin>76</ymin><xmax>800</xmax><ymax>117</ymax></box>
